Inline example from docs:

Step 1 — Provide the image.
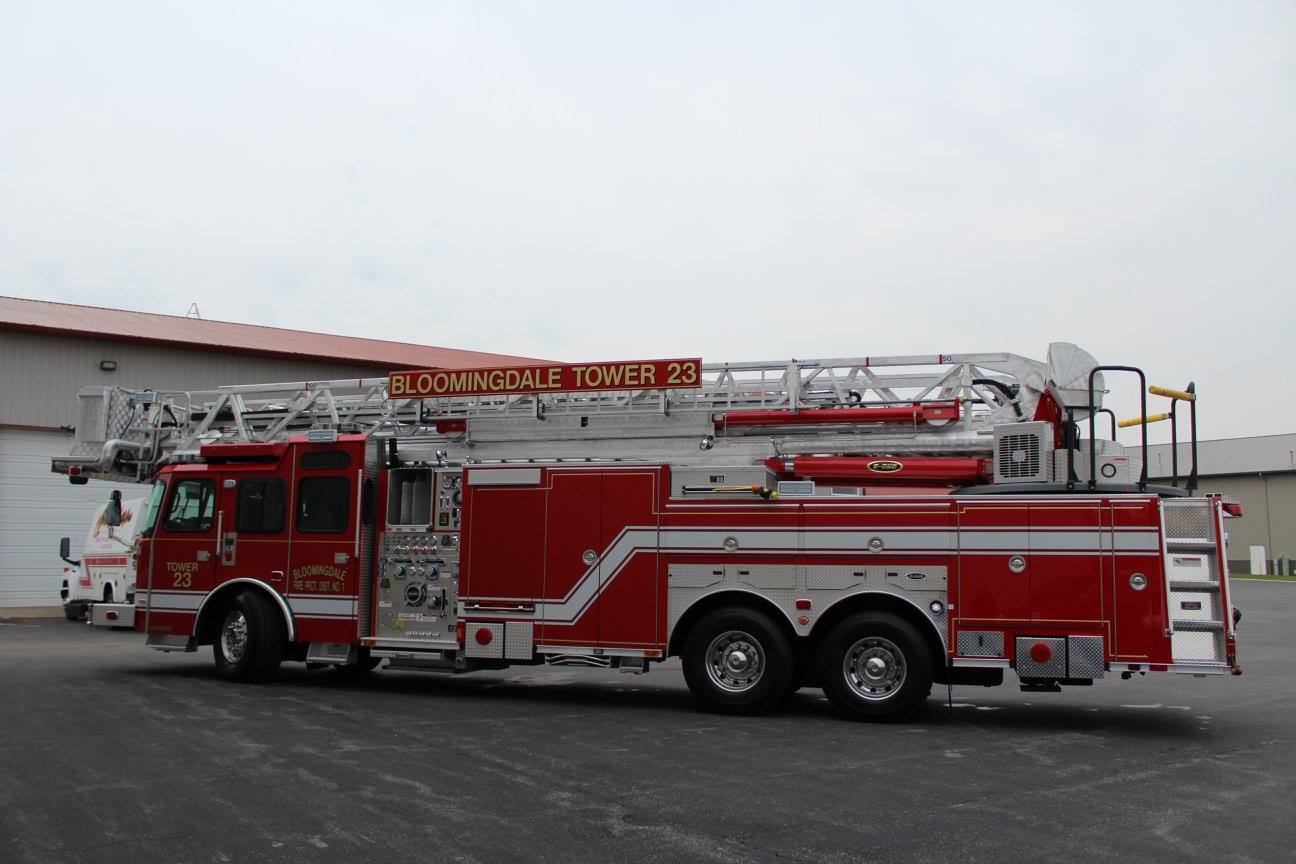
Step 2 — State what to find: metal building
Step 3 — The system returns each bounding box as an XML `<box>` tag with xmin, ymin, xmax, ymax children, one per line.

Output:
<box><xmin>1146</xmin><ymin>434</ymin><xmax>1296</xmax><ymax>573</ymax></box>
<box><xmin>0</xmin><ymin>295</ymin><xmax>535</xmax><ymax>613</ymax></box>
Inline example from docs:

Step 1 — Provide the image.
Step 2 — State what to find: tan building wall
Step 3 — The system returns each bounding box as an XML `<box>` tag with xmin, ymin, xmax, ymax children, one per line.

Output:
<box><xmin>1152</xmin><ymin>473</ymin><xmax>1296</xmax><ymax>572</ymax></box>
<box><xmin>0</xmin><ymin>330</ymin><xmax>390</xmax><ymax>431</ymax></box>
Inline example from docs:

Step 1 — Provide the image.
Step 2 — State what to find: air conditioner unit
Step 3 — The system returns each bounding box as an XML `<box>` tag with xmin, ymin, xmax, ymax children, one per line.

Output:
<box><xmin>1054</xmin><ymin>440</ymin><xmax>1141</xmax><ymax>484</ymax></box>
<box><xmin>993</xmin><ymin>422</ymin><xmax>1054</xmax><ymax>484</ymax></box>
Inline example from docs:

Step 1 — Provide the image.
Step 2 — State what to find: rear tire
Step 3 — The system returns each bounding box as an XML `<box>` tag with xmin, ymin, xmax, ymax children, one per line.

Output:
<box><xmin>681</xmin><ymin>607</ymin><xmax>794</xmax><ymax>715</ymax></box>
<box><xmin>818</xmin><ymin>612</ymin><xmax>933</xmax><ymax>722</ymax></box>
<box><xmin>212</xmin><ymin>590</ymin><xmax>286</xmax><ymax>683</ymax></box>
<box><xmin>64</xmin><ymin>602</ymin><xmax>86</xmax><ymax>621</ymax></box>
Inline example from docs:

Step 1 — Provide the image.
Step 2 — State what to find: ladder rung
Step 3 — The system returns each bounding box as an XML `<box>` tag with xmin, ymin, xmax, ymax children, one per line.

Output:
<box><xmin>1166</xmin><ymin>538</ymin><xmax>1214</xmax><ymax>550</ymax></box>
<box><xmin>1172</xmin><ymin>619</ymin><xmax>1223</xmax><ymax>632</ymax></box>
<box><xmin>1169</xmin><ymin>580</ymin><xmax>1219</xmax><ymax>591</ymax></box>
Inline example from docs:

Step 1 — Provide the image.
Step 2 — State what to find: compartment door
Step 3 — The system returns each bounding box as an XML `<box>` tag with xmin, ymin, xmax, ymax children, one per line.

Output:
<box><xmin>539</xmin><ymin>470</ymin><xmax>603</xmax><ymax>646</ymax></box>
<box><xmin>596</xmin><ymin>468</ymin><xmax>660</xmax><ymax>649</ymax></box>
<box><xmin>1109</xmin><ymin>499</ymin><xmax>1166</xmax><ymax>662</ymax></box>
<box><xmin>956</xmin><ymin>501</ymin><xmax>1032</xmax><ymax>626</ymax></box>
<box><xmin>1027</xmin><ymin>500</ymin><xmax>1103</xmax><ymax>624</ymax></box>
<box><xmin>460</xmin><ymin>471</ymin><xmax>546</xmax><ymax>605</ymax></box>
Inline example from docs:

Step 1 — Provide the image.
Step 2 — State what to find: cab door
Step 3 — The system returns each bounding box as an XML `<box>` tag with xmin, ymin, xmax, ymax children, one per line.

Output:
<box><xmin>218</xmin><ymin>473</ymin><xmax>289</xmax><ymax>595</ymax></box>
<box><xmin>286</xmin><ymin>445</ymin><xmax>361</xmax><ymax>641</ymax></box>
<box><xmin>148</xmin><ymin>475</ymin><xmax>219</xmax><ymax>624</ymax></box>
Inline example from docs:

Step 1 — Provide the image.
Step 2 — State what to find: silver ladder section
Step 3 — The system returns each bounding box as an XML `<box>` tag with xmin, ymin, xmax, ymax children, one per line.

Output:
<box><xmin>54</xmin><ymin>343</ymin><xmax>1103</xmax><ymax>483</ymax></box>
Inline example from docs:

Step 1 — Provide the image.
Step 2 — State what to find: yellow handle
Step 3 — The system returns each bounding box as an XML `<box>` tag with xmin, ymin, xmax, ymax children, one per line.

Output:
<box><xmin>1149</xmin><ymin>385</ymin><xmax>1195</xmax><ymax>402</ymax></box>
<box><xmin>1118</xmin><ymin>412</ymin><xmax>1170</xmax><ymax>428</ymax></box>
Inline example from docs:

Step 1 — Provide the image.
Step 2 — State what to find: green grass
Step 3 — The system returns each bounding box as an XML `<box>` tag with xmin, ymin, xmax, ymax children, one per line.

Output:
<box><xmin>1232</xmin><ymin>573</ymin><xmax>1296</xmax><ymax>582</ymax></box>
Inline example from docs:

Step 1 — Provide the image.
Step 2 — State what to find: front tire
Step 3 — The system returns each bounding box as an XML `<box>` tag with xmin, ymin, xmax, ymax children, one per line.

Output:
<box><xmin>212</xmin><ymin>590</ymin><xmax>286</xmax><ymax>683</ymax></box>
<box><xmin>681</xmin><ymin>607</ymin><xmax>794</xmax><ymax>715</ymax></box>
<box><xmin>818</xmin><ymin>612</ymin><xmax>933</xmax><ymax>722</ymax></box>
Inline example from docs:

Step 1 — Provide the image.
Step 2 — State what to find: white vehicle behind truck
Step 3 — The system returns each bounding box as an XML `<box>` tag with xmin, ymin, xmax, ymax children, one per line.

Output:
<box><xmin>58</xmin><ymin>491</ymin><xmax>145</xmax><ymax>626</ymax></box>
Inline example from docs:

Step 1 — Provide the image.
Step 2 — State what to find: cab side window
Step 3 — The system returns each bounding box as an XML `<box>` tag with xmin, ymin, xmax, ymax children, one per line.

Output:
<box><xmin>236</xmin><ymin>478</ymin><xmax>286</xmax><ymax>533</ymax></box>
<box><xmin>163</xmin><ymin>479</ymin><xmax>216</xmax><ymax>533</ymax></box>
<box><xmin>296</xmin><ymin>476</ymin><xmax>350</xmax><ymax>534</ymax></box>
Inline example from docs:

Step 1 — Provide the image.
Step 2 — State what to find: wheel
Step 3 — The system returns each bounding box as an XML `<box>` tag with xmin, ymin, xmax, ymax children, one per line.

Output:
<box><xmin>818</xmin><ymin>612</ymin><xmax>933</xmax><ymax>722</ymax></box>
<box><xmin>64</xmin><ymin>601</ymin><xmax>86</xmax><ymax>621</ymax></box>
<box><xmin>212</xmin><ymin>590</ymin><xmax>286</xmax><ymax>682</ymax></box>
<box><xmin>103</xmin><ymin>584</ymin><xmax>114</xmax><ymax>604</ymax></box>
<box><xmin>681</xmin><ymin>607</ymin><xmax>795</xmax><ymax>715</ymax></box>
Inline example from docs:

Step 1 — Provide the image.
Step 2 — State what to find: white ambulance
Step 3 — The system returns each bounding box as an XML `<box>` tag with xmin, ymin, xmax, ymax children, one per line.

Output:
<box><xmin>58</xmin><ymin>491</ymin><xmax>146</xmax><ymax>626</ymax></box>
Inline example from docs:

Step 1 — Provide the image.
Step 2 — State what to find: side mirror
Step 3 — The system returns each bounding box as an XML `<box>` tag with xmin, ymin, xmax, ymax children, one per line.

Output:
<box><xmin>58</xmin><ymin>537</ymin><xmax>79</xmax><ymax>566</ymax></box>
<box><xmin>105</xmin><ymin>490</ymin><xmax>123</xmax><ymax>527</ymax></box>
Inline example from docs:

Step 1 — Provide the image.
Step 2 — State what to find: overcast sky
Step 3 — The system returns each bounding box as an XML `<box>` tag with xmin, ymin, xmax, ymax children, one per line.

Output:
<box><xmin>1</xmin><ymin>2</ymin><xmax>1293</xmax><ymax>441</ymax></box>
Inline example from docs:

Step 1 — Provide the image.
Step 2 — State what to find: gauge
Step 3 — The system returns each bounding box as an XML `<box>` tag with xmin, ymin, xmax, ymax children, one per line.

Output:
<box><xmin>404</xmin><ymin>582</ymin><xmax>427</xmax><ymax>606</ymax></box>
<box><xmin>441</xmin><ymin>477</ymin><xmax>453</xmax><ymax>489</ymax></box>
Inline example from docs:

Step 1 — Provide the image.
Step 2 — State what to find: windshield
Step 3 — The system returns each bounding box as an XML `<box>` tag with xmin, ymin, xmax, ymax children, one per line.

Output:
<box><xmin>138</xmin><ymin>480</ymin><xmax>166</xmax><ymax>537</ymax></box>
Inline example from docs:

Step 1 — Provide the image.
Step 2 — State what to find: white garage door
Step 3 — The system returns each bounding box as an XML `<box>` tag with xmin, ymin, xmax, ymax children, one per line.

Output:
<box><xmin>0</xmin><ymin>428</ymin><xmax>143</xmax><ymax>609</ymax></box>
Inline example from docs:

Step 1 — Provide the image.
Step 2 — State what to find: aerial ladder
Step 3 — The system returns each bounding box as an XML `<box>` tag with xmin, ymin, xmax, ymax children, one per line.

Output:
<box><xmin>52</xmin><ymin>341</ymin><xmax>1196</xmax><ymax>495</ymax></box>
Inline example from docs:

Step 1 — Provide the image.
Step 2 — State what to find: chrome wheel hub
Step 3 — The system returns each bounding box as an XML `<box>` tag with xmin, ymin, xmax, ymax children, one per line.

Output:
<box><xmin>705</xmin><ymin>630</ymin><xmax>765</xmax><ymax>693</ymax></box>
<box><xmin>843</xmin><ymin>636</ymin><xmax>906</xmax><ymax>701</ymax></box>
<box><xmin>220</xmin><ymin>611</ymin><xmax>249</xmax><ymax>664</ymax></box>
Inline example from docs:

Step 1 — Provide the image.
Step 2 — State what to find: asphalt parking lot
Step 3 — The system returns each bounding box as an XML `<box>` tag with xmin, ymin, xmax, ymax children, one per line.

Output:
<box><xmin>2</xmin><ymin>580</ymin><xmax>1292</xmax><ymax>864</ymax></box>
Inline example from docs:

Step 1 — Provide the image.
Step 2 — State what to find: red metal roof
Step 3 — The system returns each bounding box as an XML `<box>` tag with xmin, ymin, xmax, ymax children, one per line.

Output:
<box><xmin>0</xmin><ymin>295</ymin><xmax>544</xmax><ymax>369</ymax></box>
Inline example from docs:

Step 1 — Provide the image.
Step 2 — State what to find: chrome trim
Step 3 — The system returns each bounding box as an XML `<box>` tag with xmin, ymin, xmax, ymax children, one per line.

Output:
<box><xmin>535</xmin><ymin>645</ymin><xmax>652</xmax><ymax>658</ymax></box>
<box><xmin>1169</xmin><ymin>662</ymin><xmax>1230</xmax><ymax>675</ymax></box>
<box><xmin>192</xmin><ymin>578</ymin><xmax>297</xmax><ymax>642</ymax></box>
<box><xmin>467</xmin><ymin>467</ymin><xmax>542</xmax><ymax>486</ymax></box>
<box><xmin>353</xmin><ymin>468</ymin><xmax>363</xmax><ymax>558</ymax></box>
<box><xmin>366</xmin><ymin>637</ymin><xmax>459</xmax><ymax>650</ymax></box>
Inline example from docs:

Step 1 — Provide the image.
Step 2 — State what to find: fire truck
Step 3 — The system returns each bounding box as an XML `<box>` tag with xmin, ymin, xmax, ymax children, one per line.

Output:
<box><xmin>51</xmin><ymin>344</ymin><xmax>1239</xmax><ymax>721</ymax></box>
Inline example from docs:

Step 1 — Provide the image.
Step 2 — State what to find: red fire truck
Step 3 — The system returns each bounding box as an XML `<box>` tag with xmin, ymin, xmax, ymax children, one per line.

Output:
<box><xmin>53</xmin><ymin>344</ymin><xmax>1238</xmax><ymax>721</ymax></box>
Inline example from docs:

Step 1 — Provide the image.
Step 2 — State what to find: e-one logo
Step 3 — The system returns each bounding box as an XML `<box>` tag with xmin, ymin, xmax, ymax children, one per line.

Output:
<box><xmin>867</xmin><ymin>460</ymin><xmax>903</xmax><ymax>473</ymax></box>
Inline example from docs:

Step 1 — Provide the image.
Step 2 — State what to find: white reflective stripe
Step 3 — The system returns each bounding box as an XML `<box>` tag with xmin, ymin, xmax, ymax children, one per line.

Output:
<box><xmin>288</xmin><ymin>597</ymin><xmax>358</xmax><ymax>616</ymax></box>
<box><xmin>958</xmin><ymin>531</ymin><xmax>1160</xmax><ymax>552</ymax></box>
<box><xmin>144</xmin><ymin>591</ymin><xmax>204</xmax><ymax>610</ymax></box>
<box><xmin>535</xmin><ymin>528</ymin><xmax>658</xmax><ymax>618</ymax></box>
<box><xmin>469</xmin><ymin>523</ymin><xmax>1167</xmax><ymax>626</ymax></box>
<box><xmin>1110</xmin><ymin>532</ymin><xmax>1161</xmax><ymax>551</ymax></box>
<box><xmin>959</xmin><ymin>550</ymin><xmax>1160</xmax><ymax>557</ymax></box>
<box><xmin>661</xmin><ymin>527</ymin><xmax>953</xmax><ymax>553</ymax></box>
